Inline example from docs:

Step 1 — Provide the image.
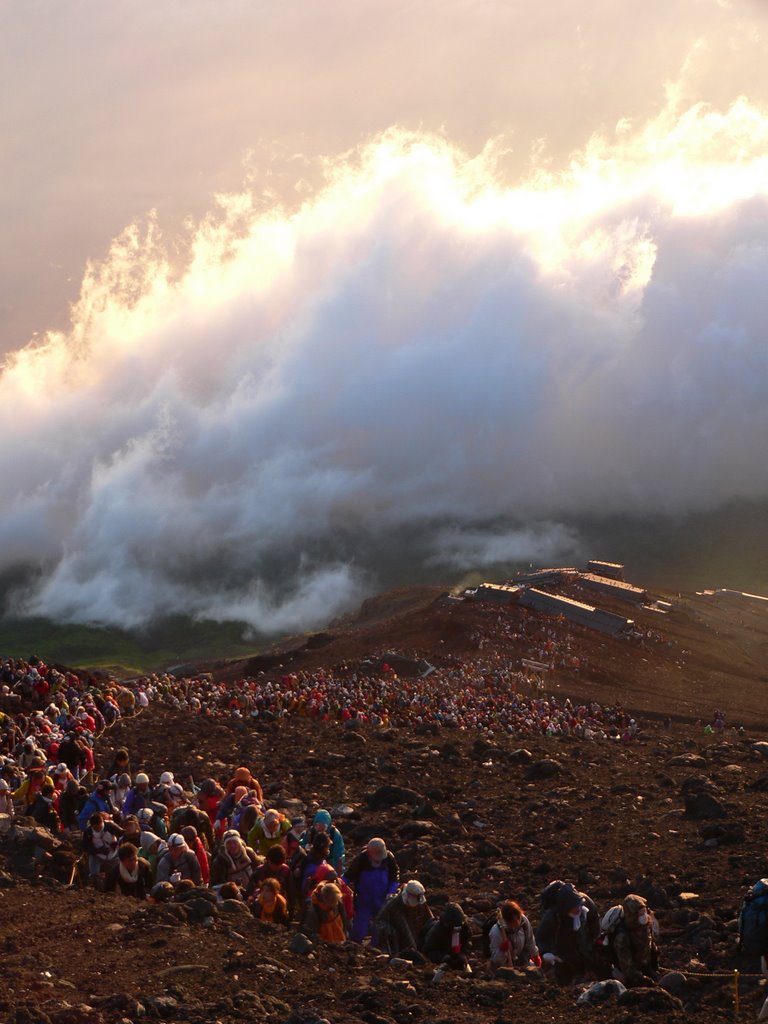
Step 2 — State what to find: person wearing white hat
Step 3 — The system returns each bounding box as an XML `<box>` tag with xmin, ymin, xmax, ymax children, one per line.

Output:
<box><xmin>155</xmin><ymin>833</ymin><xmax>202</xmax><ymax>886</ymax></box>
<box><xmin>374</xmin><ymin>879</ymin><xmax>433</xmax><ymax>959</ymax></box>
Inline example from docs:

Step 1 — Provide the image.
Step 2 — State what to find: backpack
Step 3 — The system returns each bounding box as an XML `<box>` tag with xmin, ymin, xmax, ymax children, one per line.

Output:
<box><xmin>540</xmin><ymin>879</ymin><xmax>566</xmax><ymax>910</ymax></box>
<box><xmin>481</xmin><ymin>910</ymin><xmax>501</xmax><ymax>958</ymax></box>
<box><xmin>596</xmin><ymin>905</ymin><xmax>625</xmax><ymax>950</ymax></box>
<box><xmin>738</xmin><ymin>879</ymin><xmax>768</xmax><ymax>955</ymax></box>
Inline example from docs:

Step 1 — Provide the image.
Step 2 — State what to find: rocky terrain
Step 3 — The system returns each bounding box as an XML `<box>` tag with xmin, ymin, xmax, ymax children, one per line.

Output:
<box><xmin>2</xmin><ymin>580</ymin><xmax>768</xmax><ymax>1024</ymax></box>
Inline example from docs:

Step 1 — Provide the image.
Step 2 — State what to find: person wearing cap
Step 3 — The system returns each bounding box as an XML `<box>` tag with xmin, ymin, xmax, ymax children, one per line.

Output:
<box><xmin>375</xmin><ymin>879</ymin><xmax>433</xmax><ymax>959</ymax></box>
<box><xmin>420</xmin><ymin>902</ymin><xmax>473</xmax><ymax>972</ymax></box>
<box><xmin>104</xmin><ymin>842</ymin><xmax>153</xmax><ymax>899</ymax></box>
<box><xmin>343</xmin><ymin>838</ymin><xmax>401</xmax><ymax>943</ymax></box>
<box><xmin>155</xmin><ymin>833</ymin><xmax>203</xmax><ymax>886</ymax></box>
<box><xmin>300</xmin><ymin>809</ymin><xmax>346</xmax><ymax>874</ymax></box>
<box><xmin>137</xmin><ymin>804</ymin><xmax>168</xmax><ymax>840</ymax></box>
<box><xmin>210</xmin><ymin>829</ymin><xmax>260</xmax><ymax>890</ymax></box>
<box><xmin>122</xmin><ymin>772</ymin><xmax>152</xmax><ymax>817</ymax></box>
<box><xmin>247</xmin><ymin>808</ymin><xmax>291</xmax><ymax>858</ymax></box>
<box><xmin>52</xmin><ymin>763</ymin><xmax>74</xmax><ymax>793</ymax></box>
<box><xmin>13</xmin><ymin>759</ymin><xmax>55</xmax><ymax>810</ymax></box>
<box><xmin>82</xmin><ymin>811</ymin><xmax>123</xmax><ymax>883</ymax></box>
<box><xmin>535</xmin><ymin>882</ymin><xmax>599</xmax><ymax>984</ymax></box>
<box><xmin>488</xmin><ymin>900</ymin><xmax>540</xmax><ymax>974</ymax></box>
<box><xmin>77</xmin><ymin>777</ymin><xmax>118</xmax><ymax>830</ymax></box>
<box><xmin>610</xmin><ymin>895</ymin><xmax>659</xmax><ymax>987</ymax></box>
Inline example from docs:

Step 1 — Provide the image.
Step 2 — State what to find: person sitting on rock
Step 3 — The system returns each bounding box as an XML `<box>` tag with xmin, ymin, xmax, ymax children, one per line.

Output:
<box><xmin>300</xmin><ymin>809</ymin><xmax>346</xmax><ymax>873</ymax></box>
<box><xmin>344</xmin><ymin>838</ymin><xmax>401</xmax><ymax>943</ymax></box>
<box><xmin>375</xmin><ymin>879</ymin><xmax>433</xmax><ymax>960</ymax></box>
<box><xmin>82</xmin><ymin>811</ymin><xmax>123</xmax><ymax>884</ymax></box>
<box><xmin>155</xmin><ymin>832</ymin><xmax>202</xmax><ymax>886</ymax></box>
<box><xmin>610</xmin><ymin>895</ymin><xmax>659</xmax><ymax>987</ymax></box>
<box><xmin>300</xmin><ymin>881</ymin><xmax>349</xmax><ymax>943</ymax></box>
<box><xmin>488</xmin><ymin>900</ymin><xmax>541</xmax><ymax>974</ymax></box>
<box><xmin>536</xmin><ymin>882</ymin><xmax>600</xmax><ymax>984</ymax></box>
<box><xmin>248</xmin><ymin>808</ymin><xmax>291</xmax><ymax>858</ymax></box>
<box><xmin>252</xmin><ymin>877</ymin><xmax>290</xmax><ymax>925</ymax></box>
<box><xmin>209</xmin><ymin>829</ymin><xmax>260</xmax><ymax>890</ymax></box>
<box><xmin>104</xmin><ymin>842</ymin><xmax>153</xmax><ymax>899</ymax></box>
<box><xmin>420</xmin><ymin>902</ymin><xmax>473</xmax><ymax>974</ymax></box>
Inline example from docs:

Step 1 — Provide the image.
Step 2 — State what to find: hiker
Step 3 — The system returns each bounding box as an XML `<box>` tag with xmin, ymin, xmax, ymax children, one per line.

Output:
<box><xmin>155</xmin><ymin>833</ymin><xmax>203</xmax><ymax>885</ymax></box>
<box><xmin>252</xmin><ymin>845</ymin><xmax>296</xmax><ymax>915</ymax></box>
<box><xmin>300</xmin><ymin>809</ymin><xmax>346</xmax><ymax>873</ymax></box>
<box><xmin>301</xmin><ymin>833</ymin><xmax>333</xmax><ymax>901</ymax></box>
<box><xmin>344</xmin><ymin>838</ymin><xmax>401</xmax><ymax>943</ymax></box>
<box><xmin>137</xmin><ymin>804</ymin><xmax>168</xmax><ymax>840</ymax></box>
<box><xmin>170</xmin><ymin>798</ymin><xmax>215</xmax><ymax>851</ymax></box>
<box><xmin>181</xmin><ymin>825</ymin><xmax>210</xmax><ymax>885</ymax></box>
<box><xmin>104</xmin><ymin>748</ymin><xmax>131</xmax><ymax>781</ymax></box>
<box><xmin>210</xmin><ymin>829</ymin><xmax>260</xmax><ymax>890</ymax></box>
<box><xmin>58</xmin><ymin>779</ymin><xmax>86</xmax><ymax>832</ymax></box>
<box><xmin>487</xmin><ymin>900</ymin><xmax>541</xmax><ymax>973</ymax></box>
<box><xmin>252</xmin><ymin>877</ymin><xmax>290</xmax><ymax>924</ymax></box>
<box><xmin>82</xmin><ymin>812</ymin><xmax>122</xmax><ymax>884</ymax></box>
<box><xmin>138</xmin><ymin>831</ymin><xmax>167</xmax><ymax>878</ymax></box>
<box><xmin>300</xmin><ymin>881</ymin><xmax>349</xmax><ymax>943</ymax></box>
<box><xmin>536</xmin><ymin>881</ymin><xmax>600</xmax><ymax>984</ymax></box>
<box><xmin>112</xmin><ymin>773</ymin><xmax>132</xmax><ymax>812</ymax></box>
<box><xmin>247</xmin><ymin>808</ymin><xmax>291</xmax><ymax>857</ymax></box>
<box><xmin>104</xmin><ymin>843</ymin><xmax>153</xmax><ymax>899</ymax></box>
<box><xmin>420</xmin><ymin>902</ymin><xmax>473</xmax><ymax>973</ymax></box>
<box><xmin>77</xmin><ymin>778</ymin><xmax>118</xmax><ymax>830</ymax></box>
<box><xmin>197</xmin><ymin>777</ymin><xmax>225</xmax><ymax>824</ymax></box>
<box><xmin>13</xmin><ymin>759</ymin><xmax>54</xmax><ymax>810</ymax></box>
<box><xmin>0</xmin><ymin>778</ymin><xmax>14</xmax><ymax>818</ymax></box>
<box><xmin>375</xmin><ymin>879</ymin><xmax>433</xmax><ymax>959</ymax></box>
<box><xmin>225</xmin><ymin>766</ymin><xmax>264</xmax><ymax>804</ymax></box>
<box><xmin>29</xmin><ymin>782</ymin><xmax>60</xmax><ymax>832</ymax></box>
<box><xmin>609</xmin><ymin>895</ymin><xmax>659</xmax><ymax>986</ymax></box>
<box><xmin>122</xmin><ymin>773</ymin><xmax>152</xmax><ymax>817</ymax></box>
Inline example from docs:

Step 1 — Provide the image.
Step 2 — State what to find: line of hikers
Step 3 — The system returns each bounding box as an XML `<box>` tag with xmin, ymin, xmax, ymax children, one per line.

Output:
<box><xmin>2</xmin><ymin>735</ymin><xmax>661</xmax><ymax>987</ymax></box>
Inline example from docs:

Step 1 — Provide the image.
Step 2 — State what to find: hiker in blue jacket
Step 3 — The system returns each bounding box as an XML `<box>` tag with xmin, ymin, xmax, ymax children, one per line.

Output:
<box><xmin>300</xmin><ymin>809</ymin><xmax>346</xmax><ymax>873</ymax></box>
<box><xmin>343</xmin><ymin>838</ymin><xmax>400</xmax><ymax>942</ymax></box>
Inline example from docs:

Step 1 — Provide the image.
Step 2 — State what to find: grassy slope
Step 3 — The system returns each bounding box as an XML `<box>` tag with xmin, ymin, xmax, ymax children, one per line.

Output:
<box><xmin>0</xmin><ymin>616</ymin><xmax>265</xmax><ymax>675</ymax></box>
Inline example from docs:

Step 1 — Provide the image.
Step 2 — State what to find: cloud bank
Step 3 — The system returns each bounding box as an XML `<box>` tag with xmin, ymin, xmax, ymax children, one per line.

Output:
<box><xmin>3</xmin><ymin>98</ymin><xmax>768</xmax><ymax>631</ymax></box>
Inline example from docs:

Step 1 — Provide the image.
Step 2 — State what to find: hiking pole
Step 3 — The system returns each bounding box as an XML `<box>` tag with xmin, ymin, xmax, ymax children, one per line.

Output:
<box><xmin>734</xmin><ymin>969</ymin><xmax>740</xmax><ymax>1015</ymax></box>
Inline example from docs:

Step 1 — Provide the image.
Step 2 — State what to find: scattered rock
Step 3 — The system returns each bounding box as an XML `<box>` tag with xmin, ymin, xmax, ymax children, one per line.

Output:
<box><xmin>618</xmin><ymin>986</ymin><xmax>683</xmax><ymax>1012</ymax></box>
<box><xmin>289</xmin><ymin>932</ymin><xmax>314</xmax><ymax>955</ymax></box>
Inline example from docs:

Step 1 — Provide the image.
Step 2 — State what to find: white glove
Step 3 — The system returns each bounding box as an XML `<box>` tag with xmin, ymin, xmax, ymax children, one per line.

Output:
<box><xmin>542</xmin><ymin>952</ymin><xmax>562</xmax><ymax>965</ymax></box>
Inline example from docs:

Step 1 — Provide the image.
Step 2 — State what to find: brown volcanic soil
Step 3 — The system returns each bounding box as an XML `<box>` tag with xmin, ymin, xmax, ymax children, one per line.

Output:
<box><xmin>2</xmin><ymin>584</ymin><xmax>768</xmax><ymax>1024</ymax></box>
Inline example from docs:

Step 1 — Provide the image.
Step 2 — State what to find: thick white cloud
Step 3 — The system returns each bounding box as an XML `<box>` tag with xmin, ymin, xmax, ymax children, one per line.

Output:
<box><xmin>1</xmin><ymin>98</ymin><xmax>767</xmax><ymax>629</ymax></box>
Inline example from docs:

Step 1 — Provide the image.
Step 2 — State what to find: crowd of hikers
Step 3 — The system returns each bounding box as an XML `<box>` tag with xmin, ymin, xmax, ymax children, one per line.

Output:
<box><xmin>0</xmin><ymin>651</ymin><xmax>661</xmax><ymax>986</ymax></box>
<box><xmin>0</xmin><ymin>649</ymin><xmax>763</xmax><ymax>997</ymax></box>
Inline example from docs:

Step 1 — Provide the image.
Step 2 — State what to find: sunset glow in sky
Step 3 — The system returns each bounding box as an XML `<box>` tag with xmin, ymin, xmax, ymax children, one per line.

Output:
<box><xmin>1</xmin><ymin>1</ymin><xmax>767</xmax><ymax>630</ymax></box>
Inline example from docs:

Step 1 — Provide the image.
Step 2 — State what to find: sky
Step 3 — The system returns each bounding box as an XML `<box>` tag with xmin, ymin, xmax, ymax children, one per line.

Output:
<box><xmin>1</xmin><ymin>0</ymin><xmax>767</xmax><ymax>631</ymax></box>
